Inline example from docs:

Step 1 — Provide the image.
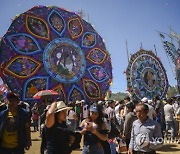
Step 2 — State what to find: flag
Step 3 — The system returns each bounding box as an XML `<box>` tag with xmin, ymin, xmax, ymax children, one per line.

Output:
<box><xmin>160</xmin><ymin>33</ymin><xmax>165</xmax><ymax>39</ymax></box>
<box><xmin>163</xmin><ymin>41</ymin><xmax>176</xmax><ymax>64</ymax></box>
<box><xmin>0</xmin><ymin>84</ymin><xmax>8</xmax><ymax>96</ymax></box>
<box><xmin>170</xmin><ymin>31</ymin><xmax>180</xmax><ymax>40</ymax></box>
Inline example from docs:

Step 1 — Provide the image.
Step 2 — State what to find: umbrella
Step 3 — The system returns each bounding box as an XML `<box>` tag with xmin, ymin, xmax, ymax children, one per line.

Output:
<box><xmin>33</xmin><ymin>90</ymin><xmax>59</xmax><ymax>99</ymax></box>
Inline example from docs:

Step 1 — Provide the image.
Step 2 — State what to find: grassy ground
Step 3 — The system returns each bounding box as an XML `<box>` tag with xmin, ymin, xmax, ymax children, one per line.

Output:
<box><xmin>26</xmin><ymin>130</ymin><xmax>180</xmax><ymax>154</ymax></box>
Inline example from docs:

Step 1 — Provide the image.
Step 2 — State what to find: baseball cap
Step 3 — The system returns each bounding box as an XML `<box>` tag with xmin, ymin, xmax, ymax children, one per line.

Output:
<box><xmin>89</xmin><ymin>105</ymin><xmax>100</xmax><ymax>113</ymax></box>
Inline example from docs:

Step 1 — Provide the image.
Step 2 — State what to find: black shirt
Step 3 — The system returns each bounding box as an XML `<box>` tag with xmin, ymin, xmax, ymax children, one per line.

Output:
<box><xmin>46</xmin><ymin>122</ymin><xmax>72</xmax><ymax>154</ymax></box>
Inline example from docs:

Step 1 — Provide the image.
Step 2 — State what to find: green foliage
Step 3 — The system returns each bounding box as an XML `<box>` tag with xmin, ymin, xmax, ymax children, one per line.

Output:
<box><xmin>108</xmin><ymin>92</ymin><xmax>127</xmax><ymax>101</ymax></box>
<box><xmin>167</xmin><ymin>85</ymin><xmax>178</xmax><ymax>98</ymax></box>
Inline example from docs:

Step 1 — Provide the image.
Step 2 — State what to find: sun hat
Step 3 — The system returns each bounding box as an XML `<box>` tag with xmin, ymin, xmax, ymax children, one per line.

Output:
<box><xmin>55</xmin><ymin>101</ymin><xmax>72</xmax><ymax>113</ymax></box>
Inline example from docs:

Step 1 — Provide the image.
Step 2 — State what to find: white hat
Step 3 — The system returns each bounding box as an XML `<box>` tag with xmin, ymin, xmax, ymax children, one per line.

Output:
<box><xmin>148</xmin><ymin>100</ymin><xmax>153</xmax><ymax>104</ymax></box>
<box><xmin>80</xmin><ymin>100</ymin><xmax>85</xmax><ymax>103</ymax></box>
<box><xmin>55</xmin><ymin>101</ymin><xmax>72</xmax><ymax>113</ymax></box>
<box><xmin>141</xmin><ymin>97</ymin><xmax>148</xmax><ymax>103</ymax></box>
<box><xmin>75</xmin><ymin>100</ymin><xmax>81</xmax><ymax>104</ymax></box>
<box><xmin>98</xmin><ymin>100</ymin><xmax>103</xmax><ymax>104</ymax></box>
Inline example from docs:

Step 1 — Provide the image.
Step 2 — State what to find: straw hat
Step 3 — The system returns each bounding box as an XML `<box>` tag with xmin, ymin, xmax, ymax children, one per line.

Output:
<box><xmin>55</xmin><ymin>101</ymin><xmax>72</xmax><ymax>113</ymax></box>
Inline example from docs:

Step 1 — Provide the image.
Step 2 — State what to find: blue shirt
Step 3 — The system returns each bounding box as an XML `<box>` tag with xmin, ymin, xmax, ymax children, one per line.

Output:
<box><xmin>129</xmin><ymin>118</ymin><xmax>163</xmax><ymax>152</ymax></box>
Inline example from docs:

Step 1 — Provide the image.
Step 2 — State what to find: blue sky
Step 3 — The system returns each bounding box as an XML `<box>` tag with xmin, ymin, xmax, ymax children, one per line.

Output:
<box><xmin>0</xmin><ymin>0</ymin><xmax>180</xmax><ymax>93</ymax></box>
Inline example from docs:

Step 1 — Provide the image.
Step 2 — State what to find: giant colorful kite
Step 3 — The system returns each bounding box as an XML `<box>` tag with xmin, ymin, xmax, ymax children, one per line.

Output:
<box><xmin>0</xmin><ymin>6</ymin><xmax>112</xmax><ymax>103</ymax></box>
<box><xmin>160</xmin><ymin>32</ymin><xmax>180</xmax><ymax>94</ymax></box>
<box><xmin>126</xmin><ymin>49</ymin><xmax>168</xmax><ymax>100</ymax></box>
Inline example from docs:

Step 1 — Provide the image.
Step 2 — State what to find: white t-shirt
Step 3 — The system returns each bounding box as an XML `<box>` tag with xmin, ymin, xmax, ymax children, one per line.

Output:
<box><xmin>83</xmin><ymin>105</ymin><xmax>89</xmax><ymax>119</ymax></box>
<box><xmin>145</xmin><ymin>103</ymin><xmax>156</xmax><ymax>120</ymax></box>
<box><xmin>68</xmin><ymin>110</ymin><xmax>76</xmax><ymax>119</ymax></box>
<box><xmin>164</xmin><ymin>104</ymin><xmax>174</xmax><ymax>121</ymax></box>
<box><xmin>115</xmin><ymin>104</ymin><xmax>120</xmax><ymax>116</ymax></box>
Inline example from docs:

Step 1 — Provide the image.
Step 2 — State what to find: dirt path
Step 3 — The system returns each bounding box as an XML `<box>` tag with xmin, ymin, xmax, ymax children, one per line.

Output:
<box><xmin>26</xmin><ymin>131</ymin><xmax>180</xmax><ymax>154</ymax></box>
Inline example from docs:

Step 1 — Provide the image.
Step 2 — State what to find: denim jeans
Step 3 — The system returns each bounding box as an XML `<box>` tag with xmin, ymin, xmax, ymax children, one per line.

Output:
<box><xmin>109</xmin><ymin>141</ymin><xmax>116</xmax><ymax>154</ymax></box>
<box><xmin>82</xmin><ymin>144</ymin><xmax>104</xmax><ymax>154</ymax></box>
<box><xmin>165</xmin><ymin>121</ymin><xmax>176</xmax><ymax>139</ymax></box>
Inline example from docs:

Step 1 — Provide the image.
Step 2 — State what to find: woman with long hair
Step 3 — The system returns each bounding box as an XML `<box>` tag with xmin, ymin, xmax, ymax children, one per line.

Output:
<box><xmin>45</xmin><ymin>101</ymin><xmax>76</xmax><ymax>154</ymax></box>
<box><xmin>80</xmin><ymin>104</ymin><xmax>108</xmax><ymax>154</ymax></box>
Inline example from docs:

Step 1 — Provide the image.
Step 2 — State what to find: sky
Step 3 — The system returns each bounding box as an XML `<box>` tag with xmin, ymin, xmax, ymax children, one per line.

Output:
<box><xmin>0</xmin><ymin>0</ymin><xmax>180</xmax><ymax>93</ymax></box>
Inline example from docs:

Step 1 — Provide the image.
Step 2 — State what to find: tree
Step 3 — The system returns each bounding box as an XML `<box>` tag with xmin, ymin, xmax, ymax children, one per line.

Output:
<box><xmin>166</xmin><ymin>85</ymin><xmax>178</xmax><ymax>98</ymax></box>
<box><xmin>108</xmin><ymin>92</ymin><xmax>127</xmax><ymax>101</ymax></box>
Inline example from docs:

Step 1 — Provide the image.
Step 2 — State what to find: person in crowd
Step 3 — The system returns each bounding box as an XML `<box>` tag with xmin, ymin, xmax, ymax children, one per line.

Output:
<box><xmin>131</xmin><ymin>99</ymin><xmax>139</xmax><ymax>108</ymax></box>
<box><xmin>39</xmin><ymin>96</ymin><xmax>55</xmax><ymax>137</ymax></box>
<box><xmin>31</xmin><ymin>103</ymin><xmax>39</xmax><ymax>131</ymax></box>
<box><xmin>115</xmin><ymin>100</ymin><xmax>125</xmax><ymax>133</ymax></box>
<box><xmin>40</xmin><ymin>105</ymin><xmax>50</xmax><ymax>154</ymax></box>
<box><xmin>105</xmin><ymin>100</ymin><xmax>115</xmax><ymax>122</ymax></box>
<box><xmin>128</xmin><ymin>103</ymin><xmax>163</xmax><ymax>154</ymax></box>
<box><xmin>18</xmin><ymin>101</ymin><xmax>32</xmax><ymax>123</ymax></box>
<box><xmin>67</xmin><ymin>101</ymin><xmax>78</xmax><ymax>132</ymax></box>
<box><xmin>164</xmin><ymin>98</ymin><xmax>176</xmax><ymax>141</ymax></box>
<box><xmin>45</xmin><ymin>101</ymin><xmax>77</xmax><ymax>154</ymax></box>
<box><xmin>80</xmin><ymin>104</ymin><xmax>108</xmax><ymax>154</ymax></box>
<box><xmin>155</xmin><ymin>106</ymin><xmax>165</xmax><ymax>136</ymax></box>
<box><xmin>154</xmin><ymin>95</ymin><xmax>164</xmax><ymax>114</ymax></box>
<box><xmin>122</xmin><ymin>96</ymin><xmax>131</xmax><ymax>118</ymax></box>
<box><xmin>104</xmin><ymin>100</ymin><xmax>117</xmax><ymax>154</ymax></box>
<box><xmin>0</xmin><ymin>92</ymin><xmax>31</xmax><ymax>154</ymax></box>
<box><xmin>82</xmin><ymin>100</ymin><xmax>89</xmax><ymax>120</ymax></box>
<box><xmin>75</xmin><ymin>100</ymin><xmax>82</xmax><ymax>127</ymax></box>
<box><xmin>141</xmin><ymin>97</ymin><xmax>156</xmax><ymax>120</ymax></box>
<box><xmin>115</xmin><ymin>100</ymin><xmax>123</xmax><ymax>116</ymax></box>
<box><xmin>124</xmin><ymin>96</ymin><xmax>131</xmax><ymax>104</ymax></box>
<box><xmin>123</xmin><ymin>102</ymin><xmax>137</xmax><ymax>150</ymax></box>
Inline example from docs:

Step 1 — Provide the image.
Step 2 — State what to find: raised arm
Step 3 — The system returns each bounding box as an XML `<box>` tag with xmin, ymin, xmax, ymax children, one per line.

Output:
<box><xmin>45</xmin><ymin>102</ymin><xmax>57</xmax><ymax>128</ymax></box>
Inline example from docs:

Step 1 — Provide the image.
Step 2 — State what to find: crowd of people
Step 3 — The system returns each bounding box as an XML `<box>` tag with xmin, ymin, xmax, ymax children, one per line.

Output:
<box><xmin>0</xmin><ymin>92</ymin><xmax>180</xmax><ymax>154</ymax></box>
